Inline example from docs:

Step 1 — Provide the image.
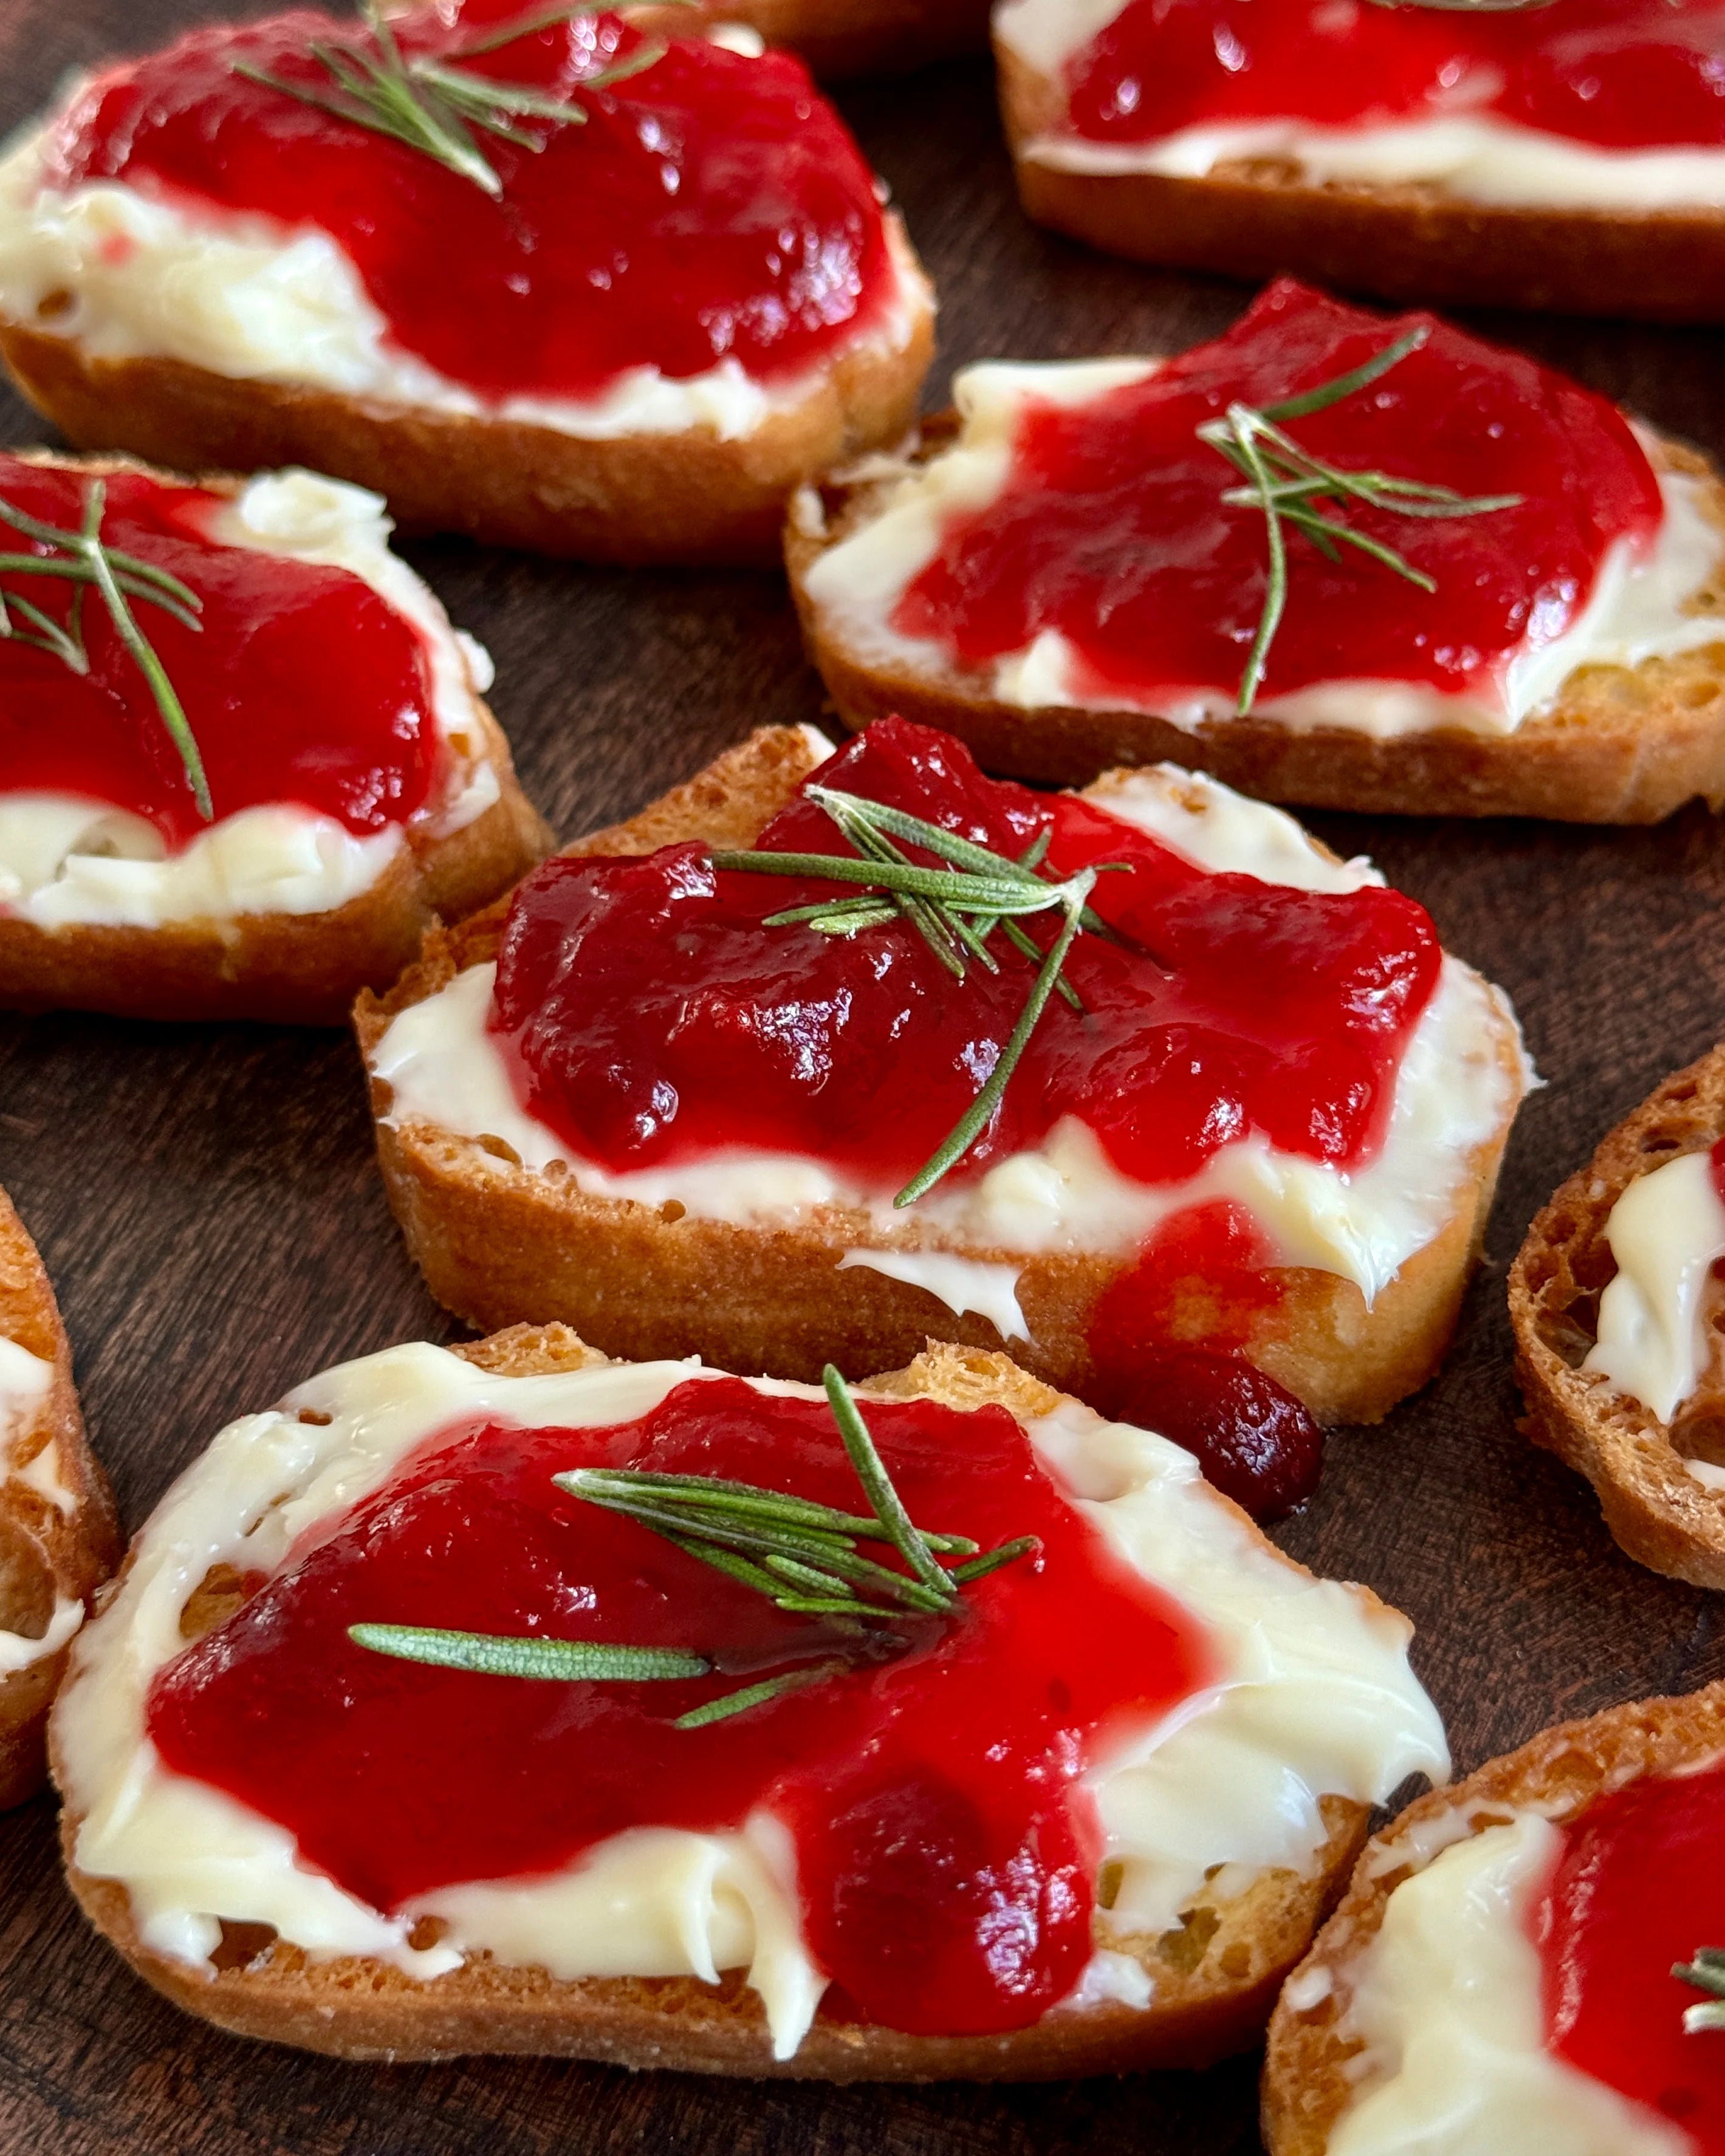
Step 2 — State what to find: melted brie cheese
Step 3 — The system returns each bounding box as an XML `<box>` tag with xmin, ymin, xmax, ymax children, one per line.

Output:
<box><xmin>1583</xmin><ymin>1148</ymin><xmax>1725</xmax><ymax>1429</ymax></box>
<box><xmin>0</xmin><ymin>467</ymin><xmax>499</xmax><ymax>928</ymax></box>
<box><xmin>796</xmin><ymin>363</ymin><xmax>1725</xmax><ymax>742</ymax></box>
<box><xmin>368</xmin><ymin>763</ymin><xmax>1531</xmax><ymax>1310</ymax></box>
<box><xmin>53</xmin><ymin>1341</ymin><xmax>1447</xmax><ymax>2060</ymax></box>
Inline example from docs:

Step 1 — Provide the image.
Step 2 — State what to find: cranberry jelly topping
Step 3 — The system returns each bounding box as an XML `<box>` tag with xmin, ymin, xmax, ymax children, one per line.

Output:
<box><xmin>1066</xmin><ymin>0</ymin><xmax>1725</xmax><ymax>155</ymax></box>
<box><xmin>894</xmin><ymin>281</ymin><xmax>1662</xmax><ymax>711</ymax></box>
<box><xmin>47</xmin><ymin>2</ymin><xmax>897</xmax><ymax>404</ymax></box>
<box><xmin>1534</xmin><ymin>1761</ymin><xmax>1725</xmax><ymax>2144</ymax></box>
<box><xmin>145</xmin><ymin>1375</ymin><xmax>1214</xmax><ymax>2037</ymax></box>
<box><xmin>1710</xmin><ymin>1135</ymin><xmax>1725</xmax><ymax>1208</ymax></box>
<box><xmin>486</xmin><ymin>716</ymin><xmax>1442</xmax><ymax>1196</ymax></box>
<box><xmin>0</xmin><ymin>454</ymin><xmax>438</xmax><ymax>849</ymax></box>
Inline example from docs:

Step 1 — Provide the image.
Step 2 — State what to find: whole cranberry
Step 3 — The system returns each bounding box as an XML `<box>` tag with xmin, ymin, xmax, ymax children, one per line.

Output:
<box><xmin>1113</xmin><ymin>1350</ymin><xmax>1325</xmax><ymax>1522</ymax></box>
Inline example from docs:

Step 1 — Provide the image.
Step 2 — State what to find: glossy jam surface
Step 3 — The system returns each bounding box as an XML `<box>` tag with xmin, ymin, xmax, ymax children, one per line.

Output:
<box><xmin>1066</xmin><ymin>0</ymin><xmax>1725</xmax><ymax>153</ymax></box>
<box><xmin>896</xmin><ymin>282</ymin><xmax>1662</xmax><ymax>709</ymax></box>
<box><xmin>48</xmin><ymin>2</ymin><xmax>896</xmax><ymax>402</ymax></box>
<box><xmin>146</xmin><ymin>1376</ymin><xmax>1214</xmax><ymax>2036</ymax></box>
<box><xmin>1109</xmin><ymin>1348</ymin><xmax>1323</xmax><ymax>1522</ymax></box>
<box><xmin>1535</xmin><ymin>1761</ymin><xmax>1725</xmax><ymax>2143</ymax></box>
<box><xmin>487</xmin><ymin>717</ymin><xmax>1442</xmax><ymax>1197</ymax></box>
<box><xmin>1711</xmin><ymin>1134</ymin><xmax>1725</xmax><ymax>1206</ymax></box>
<box><xmin>0</xmin><ymin>454</ymin><xmax>437</xmax><ymax>849</ymax></box>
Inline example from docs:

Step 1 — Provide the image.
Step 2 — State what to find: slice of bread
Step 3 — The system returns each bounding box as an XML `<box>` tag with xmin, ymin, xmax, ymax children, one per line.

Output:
<box><xmin>54</xmin><ymin>1324</ymin><xmax>1390</xmax><ymax>2076</ymax></box>
<box><xmin>1261</xmin><ymin>1682</ymin><xmax>1725</xmax><ymax>2155</ymax></box>
<box><xmin>0</xmin><ymin>1186</ymin><xmax>120</xmax><ymax>1808</ymax></box>
<box><xmin>355</xmin><ymin>725</ymin><xmax>1525</xmax><ymax>1425</ymax></box>
<box><xmin>1511</xmin><ymin>1044</ymin><xmax>1725</xmax><ymax>1588</ymax></box>
<box><xmin>787</xmin><ymin>419</ymin><xmax>1725</xmax><ymax>823</ymax></box>
<box><xmin>661</xmin><ymin>0</ymin><xmax>989</xmax><ymax>77</ymax></box>
<box><xmin>0</xmin><ymin>450</ymin><xmax>550</xmax><ymax>1025</ymax></box>
<box><xmin>995</xmin><ymin>44</ymin><xmax>1725</xmax><ymax>324</ymax></box>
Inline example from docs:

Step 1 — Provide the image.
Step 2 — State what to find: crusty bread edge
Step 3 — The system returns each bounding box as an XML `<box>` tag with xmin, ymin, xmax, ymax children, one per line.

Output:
<box><xmin>1261</xmin><ymin>1682</ymin><xmax>1725</xmax><ymax>2156</ymax></box>
<box><xmin>55</xmin><ymin>1324</ymin><xmax>1374</xmax><ymax>2076</ymax></box>
<box><xmin>354</xmin><ymin>728</ymin><xmax>1522</xmax><ymax>1424</ymax></box>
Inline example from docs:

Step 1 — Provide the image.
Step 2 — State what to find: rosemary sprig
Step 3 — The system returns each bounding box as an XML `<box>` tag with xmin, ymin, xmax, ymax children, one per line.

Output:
<box><xmin>1197</xmin><ymin>324</ymin><xmax>1523</xmax><ymax>716</ymax></box>
<box><xmin>713</xmin><ymin>785</ymin><xmax>1121</xmax><ymax>1206</ymax></box>
<box><xmin>233</xmin><ymin>2</ymin><xmax>675</xmax><ymax>197</ymax></box>
<box><xmin>1676</xmin><ymin>1948</ymin><xmax>1725</xmax><ymax>2032</ymax></box>
<box><xmin>0</xmin><ymin>479</ymin><xmax>210</xmax><ymax>820</ymax></box>
<box><xmin>350</xmin><ymin>1366</ymin><xmax>1039</xmax><ymax>1728</ymax></box>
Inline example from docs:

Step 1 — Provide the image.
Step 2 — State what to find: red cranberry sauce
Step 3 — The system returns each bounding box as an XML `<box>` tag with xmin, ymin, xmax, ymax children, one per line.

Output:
<box><xmin>1710</xmin><ymin>1134</ymin><xmax>1725</xmax><ymax>1206</ymax></box>
<box><xmin>894</xmin><ymin>281</ymin><xmax>1662</xmax><ymax>711</ymax></box>
<box><xmin>0</xmin><ymin>454</ymin><xmax>437</xmax><ymax>850</ymax></box>
<box><xmin>145</xmin><ymin>1375</ymin><xmax>1217</xmax><ymax>2037</ymax></box>
<box><xmin>1065</xmin><ymin>0</ymin><xmax>1725</xmax><ymax>154</ymax></box>
<box><xmin>1534</xmin><ymin>1760</ymin><xmax>1725</xmax><ymax>2145</ymax></box>
<box><xmin>47</xmin><ymin>2</ymin><xmax>898</xmax><ymax>403</ymax></box>
<box><xmin>486</xmin><ymin>716</ymin><xmax>1442</xmax><ymax>1197</ymax></box>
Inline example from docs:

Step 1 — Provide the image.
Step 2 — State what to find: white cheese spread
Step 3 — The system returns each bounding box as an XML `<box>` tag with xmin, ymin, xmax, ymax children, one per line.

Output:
<box><xmin>0</xmin><ymin>132</ymin><xmax>931</xmax><ymax>447</ymax></box>
<box><xmin>0</xmin><ymin>1330</ymin><xmax>84</xmax><ymax>1668</ymax></box>
<box><xmin>1583</xmin><ymin>1147</ymin><xmax>1725</xmax><ymax>1429</ymax></box>
<box><xmin>1321</xmin><ymin>1811</ymin><xmax>1689</xmax><ymax>2155</ymax></box>
<box><xmin>53</xmin><ymin>1341</ymin><xmax>1446</xmax><ymax>2060</ymax></box>
<box><xmin>795</xmin><ymin>361</ymin><xmax>1725</xmax><ymax>742</ymax></box>
<box><xmin>0</xmin><ymin>466</ymin><xmax>499</xmax><ymax>929</ymax></box>
<box><xmin>368</xmin><ymin>764</ymin><xmax>1531</xmax><ymax>1311</ymax></box>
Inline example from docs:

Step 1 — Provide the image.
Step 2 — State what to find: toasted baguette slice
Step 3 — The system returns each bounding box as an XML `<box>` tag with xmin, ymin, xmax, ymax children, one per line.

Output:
<box><xmin>657</xmin><ymin>0</ymin><xmax>989</xmax><ymax>76</ymax></box>
<box><xmin>0</xmin><ymin>1188</ymin><xmax>120</xmax><ymax>1808</ymax></box>
<box><xmin>1510</xmin><ymin>1044</ymin><xmax>1725</xmax><ymax>1587</ymax></box>
<box><xmin>996</xmin><ymin>44</ymin><xmax>1725</xmax><ymax>324</ymax></box>
<box><xmin>1261</xmin><ymin>1683</ymin><xmax>1725</xmax><ymax>2155</ymax></box>
<box><xmin>787</xmin><ymin>419</ymin><xmax>1725</xmax><ymax>823</ymax></box>
<box><xmin>0</xmin><ymin>450</ymin><xmax>550</xmax><ymax>1026</ymax></box>
<box><xmin>356</xmin><ymin>726</ymin><xmax>1525</xmax><ymax>1425</ymax></box>
<box><xmin>55</xmin><ymin>1324</ymin><xmax>1401</xmax><ymax>2076</ymax></box>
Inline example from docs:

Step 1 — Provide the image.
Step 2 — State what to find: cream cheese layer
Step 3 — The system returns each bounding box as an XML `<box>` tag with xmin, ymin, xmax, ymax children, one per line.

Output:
<box><xmin>53</xmin><ymin>1340</ymin><xmax>1447</xmax><ymax>2060</ymax></box>
<box><xmin>795</xmin><ymin>363</ymin><xmax>1725</xmax><ymax>743</ymax></box>
<box><xmin>0</xmin><ymin>1330</ymin><xmax>84</xmax><ymax>1671</ymax></box>
<box><xmin>1583</xmin><ymin>1148</ymin><xmax>1725</xmax><ymax>1431</ymax></box>
<box><xmin>369</xmin><ymin>763</ymin><xmax>1532</xmax><ymax>1311</ymax></box>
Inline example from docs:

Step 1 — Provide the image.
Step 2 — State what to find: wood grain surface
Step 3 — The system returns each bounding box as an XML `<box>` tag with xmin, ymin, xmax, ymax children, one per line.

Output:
<box><xmin>2</xmin><ymin>4</ymin><xmax>1724</xmax><ymax>2150</ymax></box>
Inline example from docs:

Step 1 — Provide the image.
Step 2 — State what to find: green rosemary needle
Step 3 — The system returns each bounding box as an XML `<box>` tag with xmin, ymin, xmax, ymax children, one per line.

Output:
<box><xmin>0</xmin><ymin>479</ymin><xmax>210</xmax><ymax>820</ymax></box>
<box><xmin>346</xmin><ymin>1624</ymin><xmax>710</xmax><ymax>1683</ymax></box>
<box><xmin>1197</xmin><ymin>323</ymin><xmax>1523</xmax><ymax>717</ymax></box>
<box><xmin>1676</xmin><ymin>1947</ymin><xmax>1725</xmax><ymax>2032</ymax></box>
<box><xmin>234</xmin><ymin>2</ymin><xmax>676</xmax><ymax>197</ymax></box>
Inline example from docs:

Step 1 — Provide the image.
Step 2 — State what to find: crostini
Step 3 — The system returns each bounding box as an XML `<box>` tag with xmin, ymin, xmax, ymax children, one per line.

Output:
<box><xmin>0</xmin><ymin>1186</ymin><xmax>120</xmax><ymax>1808</ymax></box>
<box><xmin>53</xmin><ymin>1324</ymin><xmax>1447</xmax><ymax>2074</ymax></box>
<box><xmin>1263</xmin><ymin>1683</ymin><xmax>1725</xmax><ymax>2154</ymax></box>
<box><xmin>357</xmin><ymin>716</ymin><xmax>1532</xmax><ymax>1425</ymax></box>
<box><xmin>0</xmin><ymin>449</ymin><xmax>547</xmax><ymax>1024</ymax></box>
<box><xmin>996</xmin><ymin>0</ymin><xmax>1725</xmax><ymax>323</ymax></box>
<box><xmin>0</xmin><ymin>3</ymin><xmax>935</xmax><ymax>565</ymax></box>
<box><xmin>788</xmin><ymin>280</ymin><xmax>1725</xmax><ymax>821</ymax></box>
<box><xmin>1511</xmin><ymin>1043</ymin><xmax>1725</xmax><ymax>1589</ymax></box>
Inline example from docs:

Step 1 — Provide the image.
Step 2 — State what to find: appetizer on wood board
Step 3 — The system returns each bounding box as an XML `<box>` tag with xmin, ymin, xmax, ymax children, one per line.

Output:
<box><xmin>0</xmin><ymin>2</ymin><xmax>935</xmax><ymax>563</ymax></box>
<box><xmin>1263</xmin><ymin>1684</ymin><xmax>1725</xmax><ymax>2154</ymax></box>
<box><xmin>51</xmin><ymin>1327</ymin><xmax>1446</xmax><ymax>2076</ymax></box>
<box><xmin>995</xmin><ymin>0</ymin><xmax>1725</xmax><ymax>323</ymax></box>
<box><xmin>358</xmin><ymin>716</ymin><xmax>1531</xmax><ymax>1428</ymax></box>
<box><xmin>0</xmin><ymin>448</ymin><xmax>547</xmax><ymax>1023</ymax></box>
<box><xmin>0</xmin><ymin>1188</ymin><xmax>120</xmax><ymax>1810</ymax></box>
<box><xmin>790</xmin><ymin>279</ymin><xmax>1725</xmax><ymax>821</ymax></box>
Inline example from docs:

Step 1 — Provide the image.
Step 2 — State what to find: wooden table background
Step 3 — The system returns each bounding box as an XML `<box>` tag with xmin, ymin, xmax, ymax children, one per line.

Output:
<box><xmin>2</xmin><ymin>2</ymin><xmax>1724</xmax><ymax>2148</ymax></box>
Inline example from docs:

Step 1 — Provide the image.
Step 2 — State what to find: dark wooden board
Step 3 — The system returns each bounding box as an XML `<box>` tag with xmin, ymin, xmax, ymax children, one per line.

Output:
<box><xmin>2</xmin><ymin>4</ymin><xmax>1724</xmax><ymax>2148</ymax></box>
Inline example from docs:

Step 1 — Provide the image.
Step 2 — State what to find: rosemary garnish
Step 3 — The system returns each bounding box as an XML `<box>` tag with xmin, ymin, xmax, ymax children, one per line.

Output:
<box><xmin>1197</xmin><ymin>324</ymin><xmax>1523</xmax><ymax>716</ymax></box>
<box><xmin>713</xmin><ymin>784</ymin><xmax>1123</xmax><ymax>1206</ymax></box>
<box><xmin>232</xmin><ymin>2</ymin><xmax>676</xmax><ymax>197</ymax></box>
<box><xmin>351</xmin><ymin>1366</ymin><xmax>1040</xmax><ymax>1728</ymax></box>
<box><xmin>1676</xmin><ymin>1948</ymin><xmax>1725</xmax><ymax>2031</ymax></box>
<box><xmin>0</xmin><ymin>479</ymin><xmax>210</xmax><ymax>820</ymax></box>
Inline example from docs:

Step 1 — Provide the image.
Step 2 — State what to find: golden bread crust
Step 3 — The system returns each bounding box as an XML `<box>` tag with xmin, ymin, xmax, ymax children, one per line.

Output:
<box><xmin>996</xmin><ymin>45</ymin><xmax>1725</xmax><ymax>324</ymax></box>
<box><xmin>1510</xmin><ymin>1042</ymin><xmax>1725</xmax><ymax>1586</ymax></box>
<box><xmin>786</xmin><ymin>422</ymin><xmax>1725</xmax><ymax>823</ymax></box>
<box><xmin>0</xmin><ymin>450</ymin><xmax>552</xmax><ymax>1023</ymax></box>
<box><xmin>1261</xmin><ymin>1683</ymin><xmax>1725</xmax><ymax>2156</ymax></box>
<box><xmin>0</xmin><ymin>1187</ymin><xmax>121</xmax><ymax>1807</ymax></box>
<box><xmin>0</xmin><ymin>227</ymin><xmax>934</xmax><ymax>565</ymax></box>
<box><xmin>645</xmin><ymin>0</ymin><xmax>989</xmax><ymax>75</ymax></box>
<box><xmin>56</xmin><ymin>1326</ymin><xmax>1371</xmax><ymax>2075</ymax></box>
<box><xmin>355</xmin><ymin>728</ymin><xmax>1521</xmax><ymax>1424</ymax></box>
